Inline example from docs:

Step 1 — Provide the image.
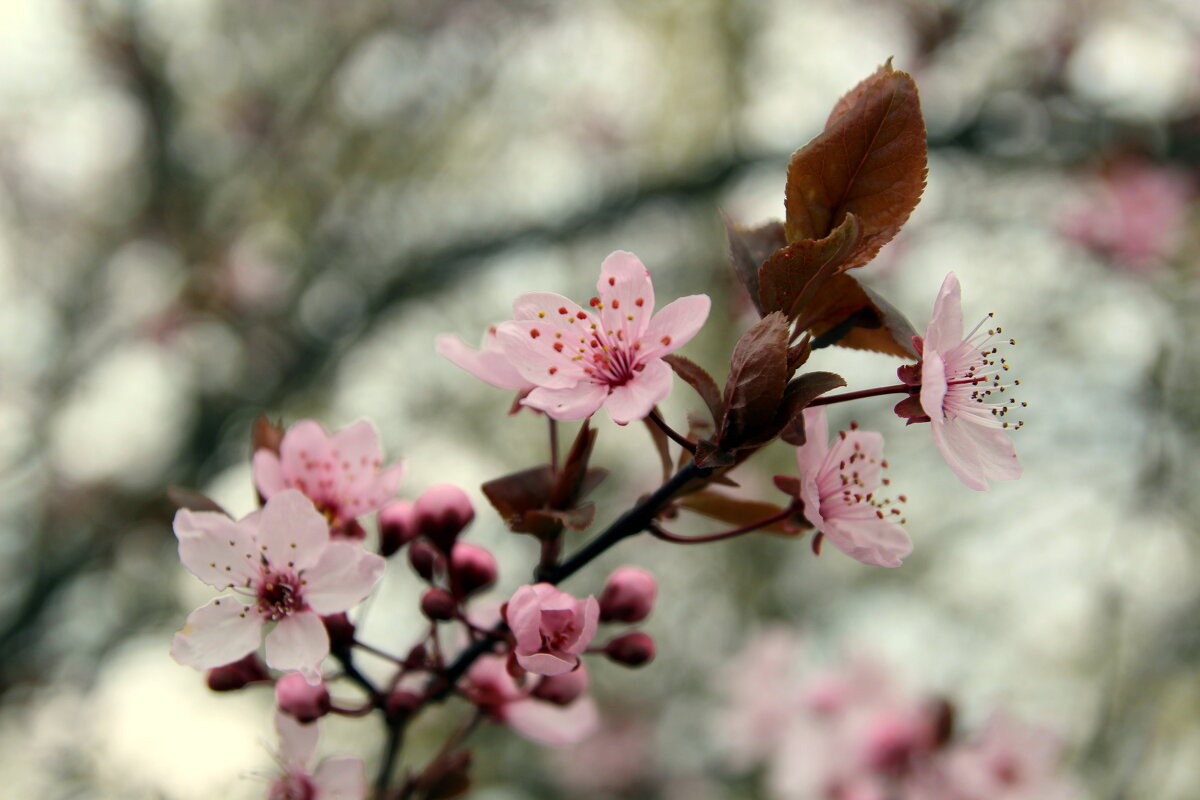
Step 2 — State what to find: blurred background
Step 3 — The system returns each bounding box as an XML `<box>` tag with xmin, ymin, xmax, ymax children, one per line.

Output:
<box><xmin>2</xmin><ymin>0</ymin><xmax>1200</xmax><ymax>797</ymax></box>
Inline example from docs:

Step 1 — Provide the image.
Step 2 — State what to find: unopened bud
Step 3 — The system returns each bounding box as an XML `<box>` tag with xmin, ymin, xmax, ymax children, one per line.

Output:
<box><xmin>408</xmin><ymin>538</ymin><xmax>442</xmax><ymax>581</ymax></box>
<box><xmin>276</xmin><ymin>673</ymin><xmax>331</xmax><ymax>723</ymax></box>
<box><xmin>322</xmin><ymin>612</ymin><xmax>357</xmax><ymax>652</ymax></box>
<box><xmin>450</xmin><ymin>542</ymin><xmax>497</xmax><ymax>596</ymax></box>
<box><xmin>206</xmin><ymin>653</ymin><xmax>269</xmax><ymax>692</ymax></box>
<box><xmin>531</xmin><ymin>664</ymin><xmax>589</xmax><ymax>706</ymax></box>
<box><xmin>420</xmin><ymin>587</ymin><xmax>457</xmax><ymax>621</ymax></box>
<box><xmin>404</xmin><ymin>642</ymin><xmax>429</xmax><ymax>669</ymax></box>
<box><xmin>599</xmin><ymin>566</ymin><xmax>657</xmax><ymax>623</ymax></box>
<box><xmin>378</xmin><ymin>500</ymin><xmax>419</xmax><ymax>557</ymax></box>
<box><xmin>386</xmin><ymin>689</ymin><xmax>422</xmax><ymax>722</ymax></box>
<box><xmin>414</xmin><ymin>484</ymin><xmax>475</xmax><ymax>552</ymax></box>
<box><xmin>604</xmin><ymin>632</ymin><xmax>655</xmax><ymax>667</ymax></box>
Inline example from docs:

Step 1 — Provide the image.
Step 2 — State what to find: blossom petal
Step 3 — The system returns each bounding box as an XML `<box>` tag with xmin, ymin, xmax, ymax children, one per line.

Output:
<box><xmin>502</xmin><ymin>695</ymin><xmax>599</xmax><ymax>746</ymax></box>
<box><xmin>924</xmin><ymin>273</ymin><xmax>963</xmax><ymax>355</ymax></box>
<box><xmin>257</xmin><ymin>490</ymin><xmax>330</xmax><ymax>572</ymax></box>
<box><xmin>522</xmin><ymin>383</ymin><xmax>610</xmax><ymax>421</ymax></box>
<box><xmin>919</xmin><ymin>351</ymin><xmax>949</xmax><ymax>420</ymax></box>
<box><xmin>564</xmin><ymin>596</ymin><xmax>600</xmax><ymax>656</ymax></box>
<box><xmin>435</xmin><ymin>332</ymin><xmax>531</xmax><ymax>391</ymax></box>
<box><xmin>175</xmin><ymin>509</ymin><xmax>259</xmax><ymax>589</ymax></box>
<box><xmin>822</xmin><ymin>516</ymin><xmax>912</xmax><ymax>568</ymax></box>
<box><xmin>497</xmin><ymin>319</ymin><xmax>592</xmax><ymax>389</ymax></box>
<box><xmin>517</xmin><ymin>651</ymin><xmax>578</xmax><ymax>676</ymax></box>
<box><xmin>303</xmin><ymin>542</ymin><xmax>385</xmax><ymax>615</ymax></box>
<box><xmin>265</xmin><ymin>611</ymin><xmax>329</xmax><ymax>682</ymax></box>
<box><xmin>932</xmin><ymin>417</ymin><xmax>1020</xmax><ymax>491</ymax></box>
<box><xmin>638</xmin><ymin>294</ymin><xmax>712</xmax><ymax>361</ymax></box>
<box><xmin>275</xmin><ymin>710</ymin><xmax>318</xmax><ymax>767</ymax></box>
<box><xmin>602</xmin><ymin>359</ymin><xmax>673</xmax><ymax>424</ymax></box>
<box><xmin>596</xmin><ymin>250</ymin><xmax>655</xmax><ymax>341</ymax></box>
<box><xmin>313</xmin><ymin>757</ymin><xmax>368</xmax><ymax>800</ymax></box>
<box><xmin>506</xmin><ymin>585</ymin><xmax>545</xmax><ymax>653</ymax></box>
<box><xmin>171</xmin><ymin>597</ymin><xmax>263</xmax><ymax>670</ymax></box>
<box><xmin>794</xmin><ymin>407</ymin><xmax>831</xmax><ymax>477</ymax></box>
<box><xmin>513</xmin><ymin>291</ymin><xmax>583</xmax><ymax>321</ymax></box>
<box><xmin>253</xmin><ymin>450</ymin><xmax>287</xmax><ymax>499</ymax></box>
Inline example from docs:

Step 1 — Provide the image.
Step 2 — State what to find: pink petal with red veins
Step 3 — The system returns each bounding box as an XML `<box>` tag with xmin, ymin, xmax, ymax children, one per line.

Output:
<box><xmin>332</xmin><ymin>420</ymin><xmax>385</xmax><ymax>477</ymax></box>
<box><xmin>919</xmin><ymin>352</ymin><xmax>949</xmax><ymax>420</ymax></box>
<box><xmin>502</xmin><ymin>695</ymin><xmax>599</xmax><ymax>746</ymax></box>
<box><xmin>638</xmin><ymin>294</ymin><xmax>712</xmax><ymax>360</ymax></box>
<box><xmin>506</xmin><ymin>585</ymin><xmax>545</xmax><ymax>653</ymax></box>
<box><xmin>516</xmin><ymin>650</ymin><xmax>578</xmax><ymax>676</ymax></box>
<box><xmin>497</xmin><ymin>320</ymin><xmax>592</xmax><ymax>390</ymax></box>
<box><xmin>596</xmin><ymin>250</ymin><xmax>655</xmax><ymax>340</ymax></box>
<box><xmin>824</xmin><ymin>430</ymin><xmax>886</xmax><ymax>490</ymax></box>
<box><xmin>257</xmin><ymin>490</ymin><xmax>330</xmax><ymax>572</ymax></box>
<box><xmin>171</xmin><ymin>597</ymin><xmax>263</xmax><ymax>670</ymax></box>
<box><xmin>522</xmin><ymin>383</ymin><xmax>610</xmax><ymax>421</ymax></box>
<box><xmin>303</xmin><ymin>541</ymin><xmax>385</xmax><ymax>614</ymax></box>
<box><xmin>275</xmin><ymin>710</ymin><xmax>319</xmax><ymax>767</ymax></box>
<box><xmin>603</xmin><ymin>358</ymin><xmax>673</xmax><ymax>424</ymax></box>
<box><xmin>822</xmin><ymin>516</ymin><xmax>912</xmax><ymax>568</ymax></box>
<box><xmin>924</xmin><ymin>273</ymin><xmax>964</xmax><ymax>355</ymax></box>
<box><xmin>513</xmin><ymin>291</ymin><xmax>583</xmax><ymax>321</ymax></box>
<box><xmin>174</xmin><ymin>509</ymin><xmax>259</xmax><ymax>589</ymax></box>
<box><xmin>435</xmin><ymin>333</ymin><xmax>531</xmax><ymax>391</ymax></box>
<box><xmin>266</xmin><ymin>611</ymin><xmax>329</xmax><ymax>683</ymax></box>
<box><xmin>313</xmin><ymin>757</ymin><xmax>368</xmax><ymax>800</ymax></box>
<box><xmin>253</xmin><ymin>450</ymin><xmax>287</xmax><ymax>499</ymax></box>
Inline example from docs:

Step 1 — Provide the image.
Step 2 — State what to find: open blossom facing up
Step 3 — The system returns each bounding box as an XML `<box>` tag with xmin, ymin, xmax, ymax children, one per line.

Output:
<box><xmin>171</xmin><ymin>490</ymin><xmax>385</xmax><ymax>683</ymax></box>
<box><xmin>436</xmin><ymin>324</ymin><xmax>535</xmax><ymax>393</ymax></box>
<box><xmin>495</xmin><ymin>250</ymin><xmax>711</xmax><ymax>424</ymax></box>
<box><xmin>466</xmin><ymin>655</ymin><xmax>599</xmax><ymax>746</ymax></box>
<box><xmin>253</xmin><ymin>420</ymin><xmax>403</xmax><ymax>538</ymax></box>
<box><xmin>791</xmin><ymin>407</ymin><xmax>912</xmax><ymax>568</ymax></box>
<box><xmin>507</xmin><ymin>583</ymin><xmax>600</xmax><ymax>676</ymax></box>
<box><xmin>268</xmin><ymin>712</ymin><xmax>366</xmax><ymax>800</ymax></box>
<box><xmin>917</xmin><ymin>273</ymin><xmax>1023</xmax><ymax>491</ymax></box>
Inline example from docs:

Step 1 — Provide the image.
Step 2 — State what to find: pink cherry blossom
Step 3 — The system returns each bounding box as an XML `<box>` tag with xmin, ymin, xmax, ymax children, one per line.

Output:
<box><xmin>918</xmin><ymin>273</ymin><xmax>1023</xmax><ymax>491</ymax></box>
<box><xmin>436</xmin><ymin>324</ymin><xmax>535</xmax><ymax>392</ymax></box>
<box><xmin>507</xmin><ymin>583</ymin><xmax>599</xmax><ymax>676</ymax></box>
<box><xmin>792</xmin><ymin>407</ymin><xmax>912</xmax><ymax>568</ymax></box>
<box><xmin>171</xmin><ymin>489</ymin><xmax>385</xmax><ymax>683</ymax></box>
<box><xmin>465</xmin><ymin>655</ymin><xmax>598</xmax><ymax>746</ymax></box>
<box><xmin>253</xmin><ymin>420</ymin><xmax>403</xmax><ymax>538</ymax></box>
<box><xmin>269</xmin><ymin>712</ymin><xmax>366</xmax><ymax>800</ymax></box>
<box><xmin>495</xmin><ymin>250</ymin><xmax>711</xmax><ymax>424</ymax></box>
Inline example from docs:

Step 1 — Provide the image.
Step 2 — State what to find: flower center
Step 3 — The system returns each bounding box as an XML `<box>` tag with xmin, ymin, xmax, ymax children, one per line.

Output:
<box><xmin>826</xmin><ymin>426</ymin><xmax>907</xmax><ymax>525</ymax></box>
<box><xmin>269</xmin><ymin>773</ymin><xmax>316</xmax><ymax>800</ymax></box>
<box><xmin>948</xmin><ymin>314</ymin><xmax>1026</xmax><ymax>430</ymax></box>
<box><xmin>256</xmin><ymin>569</ymin><xmax>306</xmax><ymax>621</ymax></box>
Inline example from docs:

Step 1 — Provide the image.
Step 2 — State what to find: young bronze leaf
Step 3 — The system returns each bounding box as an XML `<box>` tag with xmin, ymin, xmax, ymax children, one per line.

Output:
<box><xmin>548</xmin><ymin>421</ymin><xmax>598</xmax><ymax>510</ymax></box>
<box><xmin>482</xmin><ymin>466</ymin><xmax>554</xmax><ymax>529</ymax></box>
<box><xmin>758</xmin><ymin>213</ymin><xmax>860</xmax><ymax>321</ymax></box>
<box><xmin>725</xmin><ymin>217</ymin><xmax>787</xmax><ymax>316</ymax></box>
<box><xmin>801</xmin><ymin>272</ymin><xmax>920</xmax><ymax>358</ymax></box>
<box><xmin>663</xmin><ymin>354</ymin><xmax>725</xmax><ymax>424</ymax></box>
<box><xmin>778</xmin><ymin>371</ymin><xmax>848</xmax><ymax>446</ymax></box>
<box><xmin>783</xmin><ymin>61</ymin><xmax>927</xmax><ymax>269</ymax></box>
<box><xmin>718</xmin><ymin>312</ymin><xmax>789</xmax><ymax>448</ymax></box>
<box><xmin>251</xmin><ymin>415</ymin><xmax>285</xmax><ymax>456</ymax></box>
<box><xmin>677</xmin><ymin>489</ymin><xmax>793</xmax><ymax>535</ymax></box>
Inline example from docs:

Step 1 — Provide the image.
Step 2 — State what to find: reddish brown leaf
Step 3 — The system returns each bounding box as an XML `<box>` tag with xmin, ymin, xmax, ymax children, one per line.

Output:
<box><xmin>548</xmin><ymin>421</ymin><xmax>601</xmax><ymax>509</ymax></box>
<box><xmin>784</xmin><ymin>61</ymin><xmax>927</xmax><ymax>269</ymax></box>
<box><xmin>482</xmin><ymin>465</ymin><xmax>554</xmax><ymax>526</ymax></box>
<box><xmin>718</xmin><ymin>312</ymin><xmax>790</xmax><ymax>449</ymax></box>
<box><xmin>251</xmin><ymin>415</ymin><xmax>285</xmax><ymax>456</ymax></box>
<box><xmin>694</xmin><ymin>439</ymin><xmax>736</xmax><ymax>469</ymax></box>
<box><xmin>758</xmin><ymin>213</ymin><xmax>861</xmax><ymax>321</ymax></box>
<box><xmin>725</xmin><ymin>217</ymin><xmax>788</xmax><ymax>316</ymax></box>
<box><xmin>800</xmin><ymin>272</ymin><xmax>919</xmax><ymax>358</ymax></box>
<box><xmin>777</xmin><ymin>371</ymin><xmax>849</xmax><ymax>446</ymax></box>
<box><xmin>677</xmin><ymin>489</ymin><xmax>794</xmax><ymax>535</ymax></box>
<box><xmin>663</xmin><ymin>354</ymin><xmax>725</xmax><ymax>424</ymax></box>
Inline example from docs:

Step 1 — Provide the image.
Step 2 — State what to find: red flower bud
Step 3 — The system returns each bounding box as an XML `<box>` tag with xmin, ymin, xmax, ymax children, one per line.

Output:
<box><xmin>598</xmin><ymin>566</ymin><xmax>657</xmax><ymax>623</ymax></box>
<box><xmin>414</xmin><ymin>484</ymin><xmax>475</xmax><ymax>552</ymax></box>
<box><xmin>275</xmin><ymin>673</ymin><xmax>331</xmax><ymax>723</ymax></box>
<box><xmin>531</xmin><ymin>664</ymin><xmax>589</xmax><ymax>706</ymax></box>
<box><xmin>420</xmin><ymin>587</ymin><xmax>457</xmax><ymax>621</ymax></box>
<box><xmin>205</xmin><ymin>653</ymin><xmax>269</xmax><ymax>692</ymax></box>
<box><xmin>378</xmin><ymin>500</ymin><xmax>419</xmax><ymax>556</ymax></box>
<box><xmin>450</xmin><ymin>542</ymin><xmax>497</xmax><ymax>597</ymax></box>
<box><xmin>408</xmin><ymin>538</ymin><xmax>443</xmax><ymax>581</ymax></box>
<box><xmin>604</xmin><ymin>632</ymin><xmax>655</xmax><ymax>667</ymax></box>
<box><xmin>386</xmin><ymin>689</ymin><xmax>422</xmax><ymax>722</ymax></box>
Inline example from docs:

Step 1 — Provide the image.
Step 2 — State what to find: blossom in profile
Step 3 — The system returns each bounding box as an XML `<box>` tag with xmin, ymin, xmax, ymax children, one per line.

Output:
<box><xmin>253</xmin><ymin>420</ymin><xmax>403</xmax><ymax>538</ymax></box>
<box><xmin>465</xmin><ymin>655</ymin><xmax>598</xmax><ymax>746</ymax></box>
<box><xmin>171</xmin><ymin>490</ymin><xmax>386</xmax><ymax>683</ymax></box>
<box><xmin>436</xmin><ymin>324</ymin><xmax>535</xmax><ymax>392</ymax></box>
<box><xmin>507</xmin><ymin>583</ymin><xmax>600</xmax><ymax>676</ymax></box>
<box><xmin>918</xmin><ymin>273</ymin><xmax>1022</xmax><ymax>491</ymax></box>
<box><xmin>790</xmin><ymin>407</ymin><xmax>912</xmax><ymax>568</ymax></box>
<box><xmin>496</xmin><ymin>250</ymin><xmax>711</xmax><ymax>424</ymax></box>
<box><xmin>268</xmin><ymin>712</ymin><xmax>366</xmax><ymax>800</ymax></box>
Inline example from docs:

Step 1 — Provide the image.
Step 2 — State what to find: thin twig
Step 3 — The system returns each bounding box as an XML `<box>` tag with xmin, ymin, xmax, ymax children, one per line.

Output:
<box><xmin>647</xmin><ymin>504</ymin><xmax>795</xmax><ymax>544</ymax></box>
<box><xmin>648</xmin><ymin>409</ymin><xmax>697</xmax><ymax>453</ymax></box>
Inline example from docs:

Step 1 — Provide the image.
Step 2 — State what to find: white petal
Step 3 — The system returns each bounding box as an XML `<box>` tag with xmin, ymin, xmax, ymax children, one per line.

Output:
<box><xmin>174</xmin><ymin>509</ymin><xmax>259</xmax><ymax>589</ymax></box>
<box><xmin>313</xmin><ymin>757</ymin><xmax>368</xmax><ymax>800</ymax></box>
<box><xmin>258</xmin><ymin>490</ymin><xmax>330</xmax><ymax>572</ymax></box>
<box><xmin>303</xmin><ymin>542</ymin><xmax>385</xmax><ymax>615</ymax></box>
<box><xmin>170</xmin><ymin>597</ymin><xmax>263</xmax><ymax>670</ymax></box>
<box><xmin>265</xmin><ymin>611</ymin><xmax>329</xmax><ymax>682</ymax></box>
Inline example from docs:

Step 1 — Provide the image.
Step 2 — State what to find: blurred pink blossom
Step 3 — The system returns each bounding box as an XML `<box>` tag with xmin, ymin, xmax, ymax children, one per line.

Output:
<box><xmin>507</xmin><ymin>582</ymin><xmax>600</xmax><ymax>676</ymax></box>
<box><xmin>496</xmin><ymin>250</ymin><xmax>711</xmax><ymax>424</ymax></box>
<box><xmin>465</xmin><ymin>655</ymin><xmax>598</xmax><ymax>746</ymax></box>
<box><xmin>171</xmin><ymin>489</ymin><xmax>385</xmax><ymax>683</ymax></box>
<box><xmin>253</xmin><ymin>420</ymin><xmax>403</xmax><ymax>538</ymax></box>
<box><xmin>269</xmin><ymin>712</ymin><xmax>366</xmax><ymax>800</ymax></box>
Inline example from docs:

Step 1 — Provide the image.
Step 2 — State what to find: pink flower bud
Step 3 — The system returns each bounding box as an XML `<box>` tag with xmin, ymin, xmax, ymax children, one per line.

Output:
<box><xmin>598</xmin><ymin>566</ymin><xmax>657</xmax><ymax>623</ymax></box>
<box><xmin>386</xmin><ymin>688</ymin><xmax>422</xmax><ymax>721</ymax></box>
<box><xmin>321</xmin><ymin>612</ymin><xmax>356</xmax><ymax>652</ymax></box>
<box><xmin>205</xmin><ymin>653</ymin><xmax>269</xmax><ymax>692</ymax></box>
<box><xmin>378</xmin><ymin>500</ymin><xmax>419</xmax><ymax>557</ymax></box>
<box><xmin>420</xmin><ymin>587</ymin><xmax>458</xmax><ymax>621</ymax></box>
<box><xmin>604</xmin><ymin>632</ymin><xmax>655</xmax><ymax>667</ymax></box>
<box><xmin>408</xmin><ymin>538</ymin><xmax>443</xmax><ymax>581</ymax></box>
<box><xmin>414</xmin><ymin>484</ymin><xmax>475</xmax><ymax>552</ymax></box>
<box><xmin>450</xmin><ymin>542</ymin><xmax>498</xmax><ymax>596</ymax></box>
<box><xmin>531</xmin><ymin>664</ymin><xmax>590</xmax><ymax>706</ymax></box>
<box><xmin>275</xmin><ymin>673</ymin><xmax>331</xmax><ymax>723</ymax></box>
